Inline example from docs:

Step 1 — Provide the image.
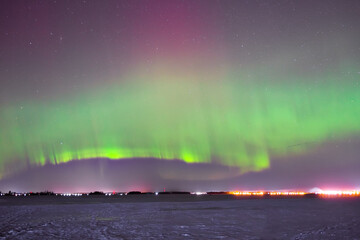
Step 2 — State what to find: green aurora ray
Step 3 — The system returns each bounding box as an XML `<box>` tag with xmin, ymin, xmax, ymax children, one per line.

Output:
<box><xmin>0</xmin><ymin>65</ymin><xmax>359</xmax><ymax>179</ymax></box>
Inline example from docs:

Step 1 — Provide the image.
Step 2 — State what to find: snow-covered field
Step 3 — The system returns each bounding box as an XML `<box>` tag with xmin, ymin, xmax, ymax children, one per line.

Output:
<box><xmin>0</xmin><ymin>196</ymin><xmax>359</xmax><ymax>239</ymax></box>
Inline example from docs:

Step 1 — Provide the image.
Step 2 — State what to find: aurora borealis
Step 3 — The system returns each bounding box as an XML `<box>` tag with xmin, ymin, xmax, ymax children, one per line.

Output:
<box><xmin>0</xmin><ymin>0</ymin><xmax>360</xmax><ymax>191</ymax></box>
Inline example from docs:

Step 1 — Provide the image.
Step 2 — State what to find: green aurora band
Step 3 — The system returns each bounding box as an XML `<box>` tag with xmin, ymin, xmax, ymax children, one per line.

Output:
<box><xmin>0</xmin><ymin>65</ymin><xmax>359</xmax><ymax>179</ymax></box>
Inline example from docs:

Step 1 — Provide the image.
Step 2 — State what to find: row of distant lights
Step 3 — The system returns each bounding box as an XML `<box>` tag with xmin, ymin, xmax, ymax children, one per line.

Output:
<box><xmin>269</xmin><ymin>192</ymin><xmax>305</xmax><ymax>196</ymax></box>
<box><xmin>57</xmin><ymin>191</ymin><xmax>360</xmax><ymax>196</ymax></box>
<box><xmin>0</xmin><ymin>192</ymin><xmax>158</xmax><ymax>196</ymax></box>
<box><xmin>0</xmin><ymin>193</ymin><xmax>31</xmax><ymax>196</ymax></box>
<box><xmin>0</xmin><ymin>192</ymin><xmax>204</xmax><ymax>196</ymax></box>
<box><xmin>65</xmin><ymin>191</ymin><xmax>360</xmax><ymax>196</ymax></box>
<box><xmin>66</xmin><ymin>192</ymin><xmax>205</xmax><ymax>196</ymax></box>
<box><xmin>61</xmin><ymin>193</ymin><xmax>83</xmax><ymax>196</ymax></box>
<box><xmin>230</xmin><ymin>191</ymin><xmax>266</xmax><ymax>196</ymax></box>
<box><xmin>105</xmin><ymin>192</ymin><xmax>207</xmax><ymax>196</ymax></box>
<box><xmin>315</xmin><ymin>190</ymin><xmax>360</xmax><ymax>196</ymax></box>
<box><xmin>229</xmin><ymin>191</ymin><xmax>360</xmax><ymax>196</ymax></box>
<box><xmin>230</xmin><ymin>191</ymin><xmax>305</xmax><ymax>196</ymax></box>
<box><xmin>2</xmin><ymin>191</ymin><xmax>359</xmax><ymax>197</ymax></box>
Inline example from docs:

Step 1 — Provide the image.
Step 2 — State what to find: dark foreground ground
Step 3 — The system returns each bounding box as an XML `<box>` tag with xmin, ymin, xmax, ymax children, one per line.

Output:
<box><xmin>0</xmin><ymin>195</ymin><xmax>359</xmax><ymax>240</ymax></box>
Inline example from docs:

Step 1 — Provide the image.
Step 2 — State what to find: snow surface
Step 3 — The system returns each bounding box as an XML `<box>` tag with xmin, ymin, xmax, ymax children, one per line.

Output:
<box><xmin>0</xmin><ymin>196</ymin><xmax>359</xmax><ymax>239</ymax></box>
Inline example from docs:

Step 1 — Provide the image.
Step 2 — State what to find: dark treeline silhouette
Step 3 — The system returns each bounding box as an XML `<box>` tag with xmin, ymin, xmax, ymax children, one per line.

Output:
<box><xmin>1</xmin><ymin>191</ymin><xmax>55</xmax><ymax>196</ymax></box>
<box><xmin>0</xmin><ymin>190</ymin><xmax>347</xmax><ymax>199</ymax></box>
<box><xmin>158</xmin><ymin>191</ymin><xmax>191</xmax><ymax>195</ymax></box>
<box><xmin>88</xmin><ymin>191</ymin><xmax>105</xmax><ymax>195</ymax></box>
<box><xmin>127</xmin><ymin>191</ymin><xmax>142</xmax><ymax>195</ymax></box>
<box><xmin>207</xmin><ymin>191</ymin><xmax>228</xmax><ymax>195</ymax></box>
<box><xmin>30</xmin><ymin>191</ymin><xmax>55</xmax><ymax>196</ymax></box>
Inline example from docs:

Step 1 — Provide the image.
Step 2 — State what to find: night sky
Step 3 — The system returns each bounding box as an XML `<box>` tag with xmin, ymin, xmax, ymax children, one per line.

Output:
<box><xmin>0</xmin><ymin>0</ymin><xmax>360</xmax><ymax>192</ymax></box>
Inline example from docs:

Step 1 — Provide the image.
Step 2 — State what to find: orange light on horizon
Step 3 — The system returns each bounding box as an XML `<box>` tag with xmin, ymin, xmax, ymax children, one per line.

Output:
<box><xmin>229</xmin><ymin>191</ymin><xmax>264</xmax><ymax>196</ymax></box>
<box><xmin>314</xmin><ymin>190</ymin><xmax>360</xmax><ymax>197</ymax></box>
